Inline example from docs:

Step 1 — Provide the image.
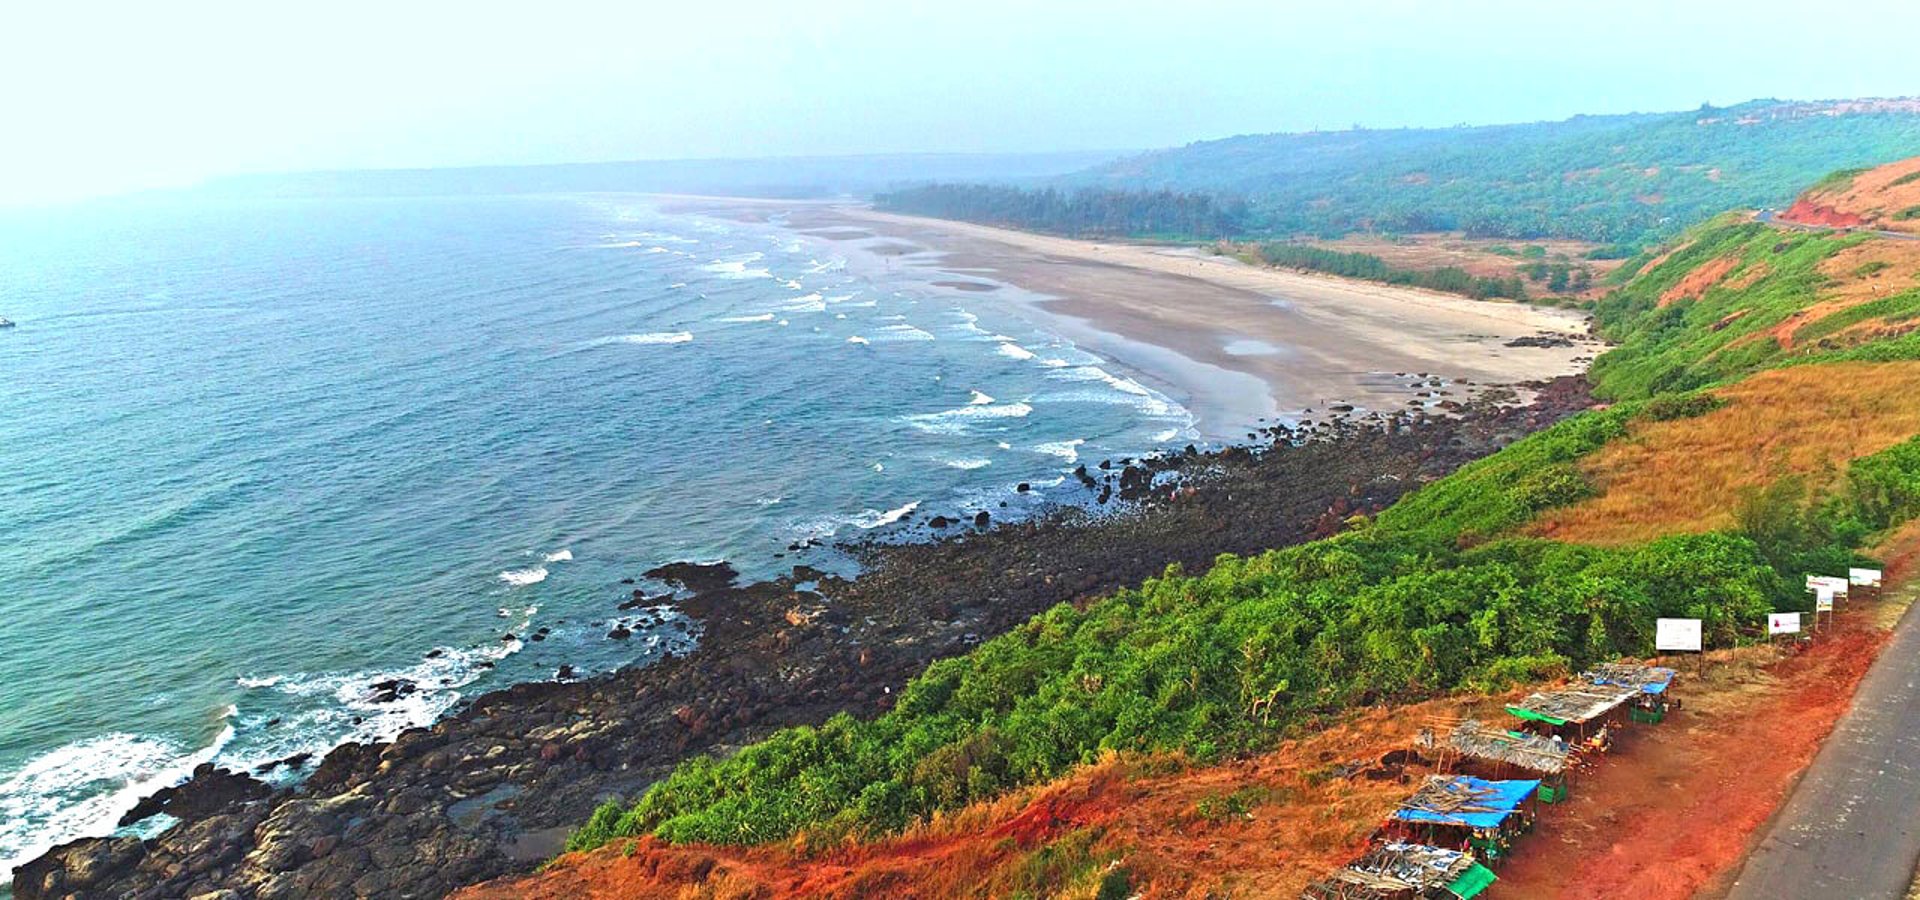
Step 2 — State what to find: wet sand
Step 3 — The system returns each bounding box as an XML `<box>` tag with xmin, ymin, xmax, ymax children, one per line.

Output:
<box><xmin>664</xmin><ymin>197</ymin><xmax>1600</xmax><ymax>440</ymax></box>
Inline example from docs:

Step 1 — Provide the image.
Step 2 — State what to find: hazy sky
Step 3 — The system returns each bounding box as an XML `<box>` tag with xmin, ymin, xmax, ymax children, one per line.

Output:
<box><xmin>5</xmin><ymin>0</ymin><xmax>1919</xmax><ymax>203</ymax></box>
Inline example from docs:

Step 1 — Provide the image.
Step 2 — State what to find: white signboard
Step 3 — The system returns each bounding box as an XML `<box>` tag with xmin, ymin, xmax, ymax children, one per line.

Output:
<box><xmin>1850</xmin><ymin>568</ymin><xmax>1884</xmax><ymax>587</ymax></box>
<box><xmin>1769</xmin><ymin>612</ymin><xmax>1802</xmax><ymax>635</ymax></box>
<box><xmin>1655</xmin><ymin>617</ymin><xmax>1703</xmax><ymax>652</ymax></box>
<box><xmin>1806</xmin><ymin>575</ymin><xmax>1849</xmax><ymax>596</ymax></box>
<box><xmin>1815</xmin><ymin>586</ymin><xmax>1836</xmax><ymax>612</ymax></box>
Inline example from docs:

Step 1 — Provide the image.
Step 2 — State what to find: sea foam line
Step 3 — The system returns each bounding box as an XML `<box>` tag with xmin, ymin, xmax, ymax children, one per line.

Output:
<box><xmin>0</xmin><ymin>710</ymin><xmax>237</xmax><ymax>887</ymax></box>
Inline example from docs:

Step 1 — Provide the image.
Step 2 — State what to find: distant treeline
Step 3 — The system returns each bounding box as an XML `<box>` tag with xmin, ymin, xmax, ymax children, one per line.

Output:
<box><xmin>1070</xmin><ymin>100</ymin><xmax>1920</xmax><ymax>244</ymax></box>
<box><xmin>874</xmin><ymin>184</ymin><xmax>1248</xmax><ymax>239</ymax></box>
<box><xmin>1249</xmin><ymin>243</ymin><xmax>1529</xmax><ymax>300</ymax></box>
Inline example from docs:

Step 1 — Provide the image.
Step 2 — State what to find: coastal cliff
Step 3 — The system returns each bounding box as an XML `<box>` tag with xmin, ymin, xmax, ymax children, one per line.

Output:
<box><xmin>13</xmin><ymin>384</ymin><xmax>1589</xmax><ymax>899</ymax></box>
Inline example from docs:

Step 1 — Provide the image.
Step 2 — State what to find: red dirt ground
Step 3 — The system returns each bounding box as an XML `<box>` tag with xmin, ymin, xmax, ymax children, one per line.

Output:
<box><xmin>458</xmin><ymin>591</ymin><xmax>1901</xmax><ymax>900</ymax></box>
<box><xmin>1779</xmin><ymin>197</ymin><xmax>1869</xmax><ymax>230</ymax></box>
<box><xmin>1495</xmin><ymin>615</ymin><xmax>1890</xmax><ymax>899</ymax></box>
<box><xmin>1780</xmin><ymin>156</ymin><xmax>1920</xmax><ymax>235</ymax></box>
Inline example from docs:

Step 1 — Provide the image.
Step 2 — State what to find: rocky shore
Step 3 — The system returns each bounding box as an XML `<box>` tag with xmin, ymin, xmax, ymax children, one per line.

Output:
<box><xmin>14</xmin><ymin>377</ymin><xmax>1591</xmax><ymax>900</ymax></box>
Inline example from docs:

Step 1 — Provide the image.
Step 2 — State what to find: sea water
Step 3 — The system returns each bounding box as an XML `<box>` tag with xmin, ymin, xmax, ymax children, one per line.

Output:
<box><xmin>0</xmin><ymin>193</ymin><xmax>1195</xmax><ymax>882</ymax></box>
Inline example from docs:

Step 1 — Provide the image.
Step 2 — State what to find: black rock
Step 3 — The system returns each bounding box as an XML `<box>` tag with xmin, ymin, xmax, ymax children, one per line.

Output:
<box><xmin>367</xmin><ymin>679</ymin><xmax>419</xmax><ymax>704</ymax></box>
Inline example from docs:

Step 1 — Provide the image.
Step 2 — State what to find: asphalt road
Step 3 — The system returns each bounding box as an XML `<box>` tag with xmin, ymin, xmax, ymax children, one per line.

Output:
<box><xmin>1755</xmin><ymin>207</ymin><xmax>1920</xmax><ymax>241</ymax></box>
<box><xmin>1725</xmin><ymin>593</ymin><xmax>1920</xmax><ymax>899</ymax></box>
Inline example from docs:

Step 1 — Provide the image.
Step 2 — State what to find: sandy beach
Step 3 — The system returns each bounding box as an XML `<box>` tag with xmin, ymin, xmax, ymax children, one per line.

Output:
<box><xmin>665</xmin><ymin>197</ymin><xmax>1599</xmax><ymax>440</ymax></box>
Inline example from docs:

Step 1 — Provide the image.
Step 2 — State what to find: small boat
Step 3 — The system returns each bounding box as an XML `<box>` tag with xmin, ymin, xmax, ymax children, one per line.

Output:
<box><xmin>0</xmin><ymin>317</ymin><xmax>14</xmax><ymax>328</ymax></box>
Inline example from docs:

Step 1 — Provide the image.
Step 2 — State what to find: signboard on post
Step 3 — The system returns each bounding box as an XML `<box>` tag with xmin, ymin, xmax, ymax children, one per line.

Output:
<box><xmin>1815</xmin><ymin>587</ymin><xmax>1836</xmax><ymax>612</ymax></box>
<box><xmin>1768</xmin><ymin>612</ymin><xmax>1802</xmax><ymax>635</ymax></box>
<box><xmin>1655</xmin><ymin>618</ymin><xmax>1703</xmax><ymax>652</ymax></box>
<box><xmin>1807</xmin><ymin>575</ymin><xmax>1849</xmax><ymax>601</ymax></box>
<box><xmin>1850</xmin><ymin>568</ymin><xmax>1883</xmax><ymax>587</ymax></box>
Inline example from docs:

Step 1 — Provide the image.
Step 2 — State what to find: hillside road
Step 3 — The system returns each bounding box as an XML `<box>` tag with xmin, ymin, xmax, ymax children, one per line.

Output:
<box><xmin>1725</xmin><ymin>591</ymin><xmax>1920</xmax><ymax>899</ymax></box>
<box><xmin>1755</xmin><ymin>207</ymin><xmax>1920</xmax><ymax>241</ymax></box>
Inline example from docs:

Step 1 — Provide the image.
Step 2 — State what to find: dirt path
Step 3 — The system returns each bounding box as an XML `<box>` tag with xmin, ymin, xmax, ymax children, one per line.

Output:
<box><xmin>1722</xmin><ymin>584</ymin><xmax>1920</xmax><ymax>899</ymax></box>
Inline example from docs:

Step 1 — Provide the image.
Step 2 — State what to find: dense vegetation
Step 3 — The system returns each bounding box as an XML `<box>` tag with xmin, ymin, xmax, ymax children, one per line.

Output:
<box><xmin>1246</xmin><ymin>243</ymin><xmax>1529</xmax><ymax>300</ymax></box>
<box><xmin>570</xmin><ymin>401</ymin><xmax>1912</xmax><ymax>849</ymax></box>
<box><xmin>874</xmin><ymin>184</ymin><xmax>1248</xmax><ymax>239</ymax></box>
<box><xmin>567</xmin><ymin>179</ymin><xmax>1920</xmax><ymax>855</ymax></box>
<box><xmin>893</xmin><ymin>100</ymin><xmax>1920</xmax><ymax>245</ymax></box>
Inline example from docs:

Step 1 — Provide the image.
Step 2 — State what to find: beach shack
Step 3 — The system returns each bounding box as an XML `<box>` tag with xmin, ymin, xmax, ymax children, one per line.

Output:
<box><xmin>1504</xmin><ymin>683</ymin><xmax>1637</xmax><ymax>749</ymax></box>
<box><xmin>1300</xmin><ymin>842</ymin><xmax>1498</xmax><ymax>900</ymax></box>
<box><xmin>1385</xmin><ymin>775</ymin><xmax>1539</xmax><ymax>865</ymax></box>
<box><xmin>1425</xmin><ymin>718</ymin><xmax>1575</xmax><ymax>803</ymax></box>
<box><xmin>1584</xmin><ymin>662</ymin><xmax>1677</xmax><ymax>724</ymax></box>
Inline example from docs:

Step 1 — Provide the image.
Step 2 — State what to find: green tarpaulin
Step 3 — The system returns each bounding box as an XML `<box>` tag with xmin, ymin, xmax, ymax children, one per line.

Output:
<box><xmin>1447</xmin><ymin>862</ymin><xmax>1498</xmax><ymax>899</ymax></box>
<box><xmin>1504</xmin><ymin>705</ymin><xmax>1568</xmax><ymax>726</ymax></box>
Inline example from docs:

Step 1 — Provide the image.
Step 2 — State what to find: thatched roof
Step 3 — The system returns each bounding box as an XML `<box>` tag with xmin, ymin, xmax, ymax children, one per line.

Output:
<box><xmin>1507</xmin><ymin>683</ymin><xmax>1638</xmax><ymax>724</ymax></box>
<box><xmin>1301</xmin><ymin>843</ymin><xmax>1474</xmax><ymax>899</ymax></box>
<box><xmin>1445</xmin><ymin>719</ymin><xmax>1570</xmax><ymax>774</ymax></box>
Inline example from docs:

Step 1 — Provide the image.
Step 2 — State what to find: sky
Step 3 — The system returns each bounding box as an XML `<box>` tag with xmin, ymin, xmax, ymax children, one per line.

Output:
<box><xmin>3</xmin><ymin>0</ymin><xmax>1919</xmax><ymax>204</ymax></box>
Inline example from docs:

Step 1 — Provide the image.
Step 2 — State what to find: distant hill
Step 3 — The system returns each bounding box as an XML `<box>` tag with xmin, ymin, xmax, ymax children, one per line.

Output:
<box><xmin>1070</xmin><ymin>99</ymin><xmax>1920</xmax><ymax>244</ymax></box>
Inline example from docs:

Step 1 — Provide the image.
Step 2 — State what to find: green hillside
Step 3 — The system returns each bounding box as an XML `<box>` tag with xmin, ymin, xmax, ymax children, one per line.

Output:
<box><xmin>886</xmin><ymin>100</ymin><xmax>1920</xmax><ymax>246</ymax></box>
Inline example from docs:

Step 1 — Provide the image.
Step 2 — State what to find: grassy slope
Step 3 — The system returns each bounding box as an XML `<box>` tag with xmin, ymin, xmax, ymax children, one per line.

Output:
<box><xmin>1588</xmin><ymin>217</ymin><xmax>1920</xmax><ymax>397</ymax></box>
<box><xmin>564</xmin><ymin>178</ymin><xmax>1920</xmax><ymax>857</ymax></box>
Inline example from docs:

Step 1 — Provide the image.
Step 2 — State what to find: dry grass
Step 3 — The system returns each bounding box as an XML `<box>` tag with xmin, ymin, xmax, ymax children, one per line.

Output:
<box><xmin>1527</xmin><ymin>361</ymin><xmax>1920</xmax><ymax>545</ymax></box>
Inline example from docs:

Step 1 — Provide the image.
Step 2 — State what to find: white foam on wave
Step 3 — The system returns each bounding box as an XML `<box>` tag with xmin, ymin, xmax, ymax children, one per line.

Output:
<box><xmin>903</xmin><ymin>402</ymin><xmax>1034</xmax><ymax>435</ymax></box>
<box><xmin>945</xmin><ymin>458</ymin><xmax>992</xmax><ymax>470</ymax></box>
<box><xmin>636</xmin><ymin>230</ymin><xmax>699</xmax><ymax>245</ymax></box>
<box><xmin>589</xmin><ymin>332</ymin><xmax>693</xmax><ymax>347</ymax></box>
<box><xmin>542</xmin><ymin>548</ymin><xmax>573</xmax><ymax>563</ymax></box>
<box><xmin>847</xmin><ymin>336</ymin><xmax>869</xmax><ymax>345</ymax></box>
<box><xmin>0</xmin><ymin>709</ymin><xmax>237</xmax><ymax>887</ymax></box>
<box><xmin>968</xmin><ymin>390</ymin><xmax>995</xmax><ymax>405</ymax></box>
<box><xmin>216</xmin><ymin>629</ymin><xmax>548</xmax><ymax>786</ymax></box>
<box><xmin>700</xmin><ymin>252</ymin><xmax>772</xmax><ymax>280</ymax></box>
<box><xmin>996</xmin><ymin>341</ymin><xmax>1038</xmax><ymax>361</ymax></box>
<box><xmin>807</xmin><ymin>258</ymin><xmax>847</xmax><ymax>274</ymax></box>
<box><xmin>235</xmin><ymin>674</ymin><xmax>284</xmax><ymax>689</ymax></box>
<box><xmin>719</xmin><ymin>313</ymin><xmax>777</xmax><ymax>323</ymax></box>
<box><xmin>873</xmin><ymin>323</ymin><xmax>936</xmax><ymax>342</ymax></box>
<box><xmin>498</xmin><ymin>567</ymin><xmax>548</xmax><ymax>586</ymax></box>
<box><xmin>1153</xmin><ymin>428</ymin><xmax>1182</xmax><ymax>442</ymax></box>
<box><xmin>947</xmin><ymin>310</ymin><xmax>999</xmax><ymax>341</ymax></box>
<box><xmin>1047</xmin><ymin>365</ymin><xmax>1179</xmax><ymax>417</ymax></box>
<box><xmin>782</xmin><ymin>279</ymin><xmax>804</xmax><ymax>290</ymax></box>
<box><xmin>1035</xmin><ymin>438</ymin><xmax>1086</xmax><ymax>462</ymax></box>
<box><xmin>854</xmin><ymin>501</ymin><xmax>920</xmax><ymax>528</ymax></box>
<box><xmin>781</xmin><ymin>293</ymin><xmax>826</xmax><ymax>314</ymax></box>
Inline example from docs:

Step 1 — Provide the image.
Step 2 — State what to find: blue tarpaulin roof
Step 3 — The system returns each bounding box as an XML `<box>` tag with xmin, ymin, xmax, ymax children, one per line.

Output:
<box><xmin>1586</xmin><ymin>663</ymin><xmax>1676</xmax><ymax>695</ymax></box>
<box><xmin>1393</xmin><ymin>776</ymin><xmax>1539</xmax><ymax>829</ymax></box>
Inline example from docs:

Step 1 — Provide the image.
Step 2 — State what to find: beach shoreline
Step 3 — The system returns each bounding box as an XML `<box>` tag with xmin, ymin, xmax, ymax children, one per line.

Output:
<box><xmin>659</xmin><ymin>197</ymin><xmax>1601</xmax><ymax>441</ymax></box>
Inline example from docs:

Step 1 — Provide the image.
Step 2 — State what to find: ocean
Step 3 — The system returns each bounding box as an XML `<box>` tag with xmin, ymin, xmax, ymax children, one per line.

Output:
<box><xmin>0</xmin><ymin>192</ymin><xmax>1194</xmax><ymax>882</ymax></box>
